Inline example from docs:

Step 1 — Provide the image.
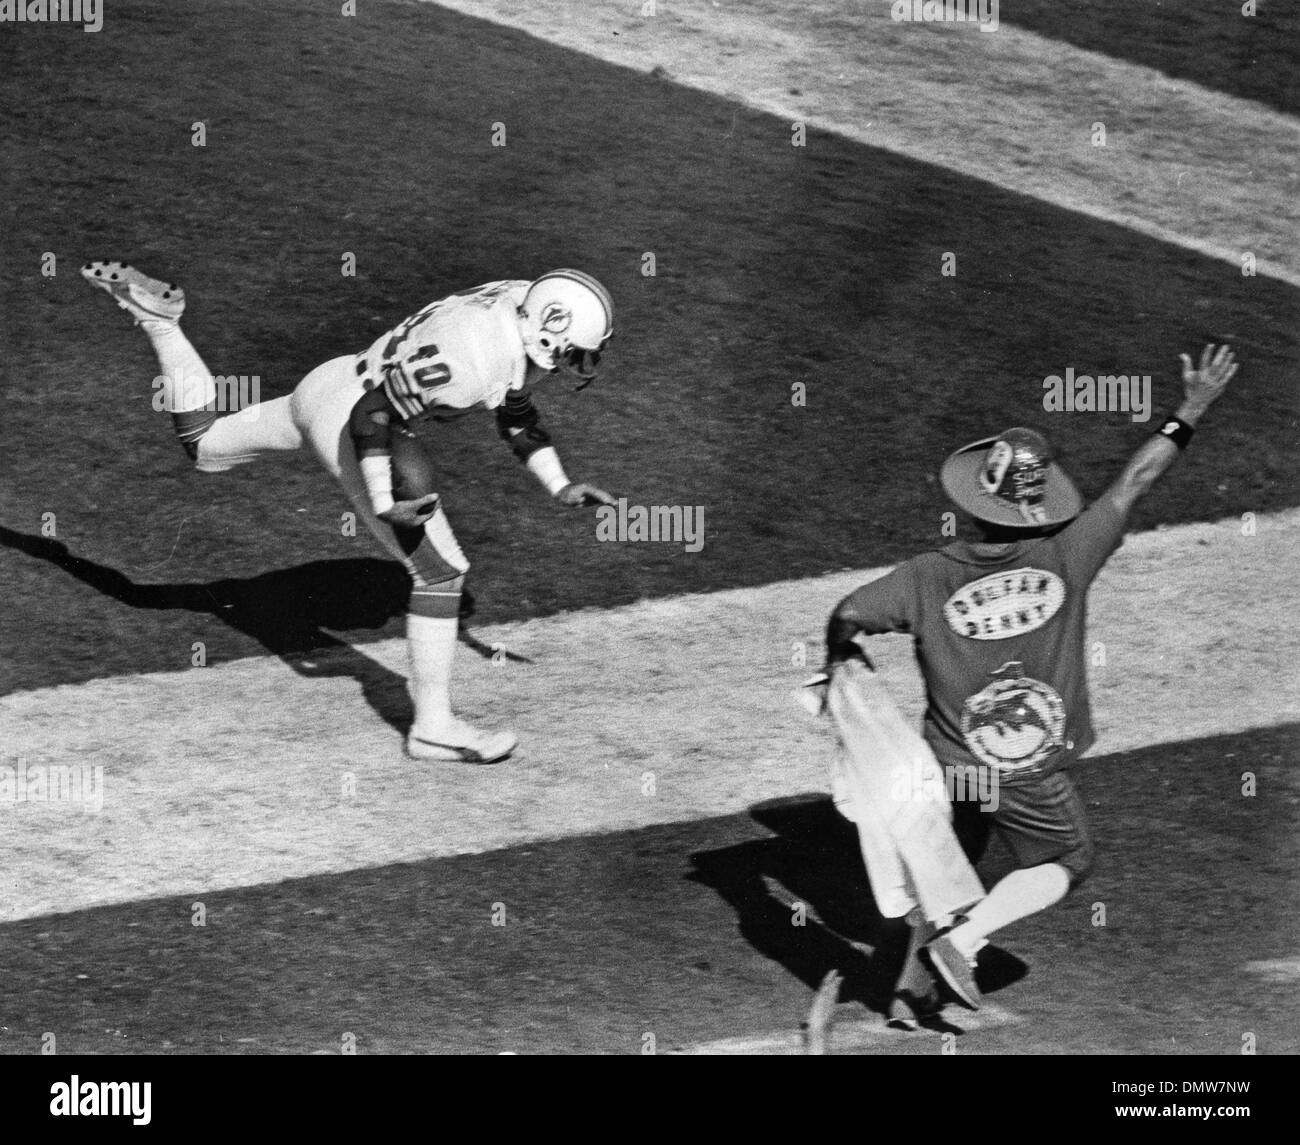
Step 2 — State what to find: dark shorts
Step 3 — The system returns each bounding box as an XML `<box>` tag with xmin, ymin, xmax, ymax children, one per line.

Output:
<box><xmin>948</xmin><ymin>766</ymin><xmax>1094</xmax><ymax>886</ymax></box>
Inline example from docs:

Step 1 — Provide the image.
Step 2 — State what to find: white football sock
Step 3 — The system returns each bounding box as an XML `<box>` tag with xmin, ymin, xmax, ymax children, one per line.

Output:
<box><xmin>949</xmin><ymin>863</ymin><xmax>1071</xmax><ymax>957</ymax></box>
<box><xmin>141</xmin><ymin>320</ymin><xmax>216</xmax><ymax>413</ymax></box>
<box><xmin>407</xmin><ymin>613</ymin><xmax>458</xmax><ymax>736</ymax></box>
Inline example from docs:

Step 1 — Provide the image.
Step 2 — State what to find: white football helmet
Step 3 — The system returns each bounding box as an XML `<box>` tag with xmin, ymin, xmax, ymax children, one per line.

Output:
<box><xmin>517</xmin><ymin>269</ymin><xmax>614</xmax><ymax>385</ymax></box>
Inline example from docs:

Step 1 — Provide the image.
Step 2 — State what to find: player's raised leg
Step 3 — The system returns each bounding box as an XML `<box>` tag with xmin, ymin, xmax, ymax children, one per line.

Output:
<box><xmin>81</xmin><ymin>260</ymin><xmax>219</xmax><ymax>452</ymax></box>
<box><xmin>81</xmin><ymin>260</ymin><xmax>303</xmax><ymax>468</ymax></box>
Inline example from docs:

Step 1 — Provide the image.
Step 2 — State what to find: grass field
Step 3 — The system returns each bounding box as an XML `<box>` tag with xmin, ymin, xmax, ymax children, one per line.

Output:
<box><xmin>996</xmin><ymin>0</ymin><xmax>1299</xmax><ymax>116</ymax></box>
<box><xmin>2</xmin><ymin>0</ymin><xmax>1297</xmax><ymax>691</ymax></box>
<box><xmin>2</xmin><ymin>723</ymin><xmax>1296</xmax><ymax>1055</ymax></box>
<box><xmin>0</xmin><ymin>0</ymin><xmax>1297</xmax><ymax>1056</ymax></box>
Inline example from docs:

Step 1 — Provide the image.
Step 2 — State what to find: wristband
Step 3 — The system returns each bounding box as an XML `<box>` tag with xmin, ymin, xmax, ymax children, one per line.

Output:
<box><xmin>359</xmin><ymin>453</ymin><xmax>396</xmax><ymax>515</ymax></box>
<box><xmin>1154</xmin><ymin>416</ymin><xmax>1195</xmax><ymax>450</ymax></box>
<box><xmin>527</xmin><ymin>446</ymin><xmax>570</xmax><ymax>496</ymax></box>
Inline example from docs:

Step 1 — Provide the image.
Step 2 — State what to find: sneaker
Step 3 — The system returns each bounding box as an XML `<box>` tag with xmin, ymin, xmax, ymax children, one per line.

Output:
<box><xmin>406</xmin><ymin>719</ymin><xmax>517</xmax><ymax>764</ymax></box>
<box><xmin>886</xmin><ymin>988</ymin><xmax>944</xmax><ymax>1031</ymax></box>
<box><xmin>923</xmin><ymin>931</ymin><xmax>982</xmax><ymax>1010</ymax></box>
<box><xmin>82</xmin><ymin>260</ymin><xmax>185</xmax><ymax>323</ymax></box>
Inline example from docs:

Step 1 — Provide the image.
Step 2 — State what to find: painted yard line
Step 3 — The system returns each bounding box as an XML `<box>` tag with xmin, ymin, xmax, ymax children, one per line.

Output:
<box><xmin>425</xmin><ymin>0</ymin><xmax>1300</xmax><ymax>287</ymax></box>
<box><xmin>1242</xmin><ymin>958</ymin><xmax>1300</xmax><ymax>984</ymax></box>
<box><xmin>670</xmin><ymin>1002</ymin><xmax>1022</xmax><ymax>1055</ymax></box>
<box><xmin>1</xmin><ymin>510</ymin><xmax>1296</xmax><ymax>923</ymax></box>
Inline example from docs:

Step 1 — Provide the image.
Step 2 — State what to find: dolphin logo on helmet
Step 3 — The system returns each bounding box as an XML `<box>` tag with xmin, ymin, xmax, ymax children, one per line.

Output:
<box><xmin>517</xmin><ymin>269</ymin><xmax>614</xmax><ymax>388</ymax></box>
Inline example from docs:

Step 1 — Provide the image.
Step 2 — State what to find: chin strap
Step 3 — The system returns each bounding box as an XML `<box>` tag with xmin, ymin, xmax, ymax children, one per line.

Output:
<box><xmin>549</xmin><ymin>363</ymin><xmax>597</xmax><ymax>391</ymax></box>
<box><xmin>560</xmin><ymin>344</ymin><xmax>602</xmax><ymax>389</ymax></box>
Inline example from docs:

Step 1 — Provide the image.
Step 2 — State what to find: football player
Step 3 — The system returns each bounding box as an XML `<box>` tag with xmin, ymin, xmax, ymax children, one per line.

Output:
<box><xmin>81</xmin><ymin>261</ymin><xmax>617</xmax><ymax>764</ymax></box>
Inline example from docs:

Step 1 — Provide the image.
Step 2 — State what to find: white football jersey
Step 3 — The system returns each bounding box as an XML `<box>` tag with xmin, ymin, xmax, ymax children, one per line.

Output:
<box><xmin>356</xmin><ymin>280</ymin><xmax>530</xmax><ymax>420</ymax></box>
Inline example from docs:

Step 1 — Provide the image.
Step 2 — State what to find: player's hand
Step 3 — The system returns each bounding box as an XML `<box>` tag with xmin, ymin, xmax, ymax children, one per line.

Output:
<box><xmin>1177</xmin><ymin>343</ymin><xmax>1238</xmax><ymax>421</ymax></box>
<box><xmin>379</xmin><ymin>494</ymin><xmax>439</xmax><ymax>529</ymax></box>
<box><xmin>555</xmin><ymin>482</ymin><xmax>617</xmax><ymax>508</ymax></box>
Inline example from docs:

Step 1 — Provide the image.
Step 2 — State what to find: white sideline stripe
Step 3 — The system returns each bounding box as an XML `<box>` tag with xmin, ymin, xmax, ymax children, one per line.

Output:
<box><xmin>424</xmin><ymin>0</ymin><xmax>1300</xmax><ymax>287</ymax></box>
<box><xmin>671</xmin><ymin>1002</ymin><xmax>1021</xmax><ymax>1055</ymax></box>
<box><xmin>1242</xmin><ymin>958</ymin><xmax>1300</xmax><ymax>984</ymax></box>
<box><xmin>1</xmin><ymin>510</ymin><xmax>1297</xmax><ymax>923</ymax></box>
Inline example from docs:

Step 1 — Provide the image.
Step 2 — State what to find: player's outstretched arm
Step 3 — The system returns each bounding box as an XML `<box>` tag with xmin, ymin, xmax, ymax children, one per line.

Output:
<box><xmin>1103</xmin><ymin>342</ymin><xmax>1239</xmax><ymax>518</ymax></box>
<box><xmin>524</xmin><ymin>441</ymin><xmax>616</xmax><ymax>506</ymax></box>
<box><xmin>495</xmin><ymin>390</ymin><xmax>615</xmax><ymax>507</ymax></box>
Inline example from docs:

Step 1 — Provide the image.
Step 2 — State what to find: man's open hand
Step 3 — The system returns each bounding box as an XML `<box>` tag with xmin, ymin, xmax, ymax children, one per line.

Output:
<box><xmin>379</xmin><ymin>494</ymin><xmax>439</xmax><ymax>529</ymax></box>
<box><xmin>1178</xmin><ymin>343</ymin><xmax>1239</xmax><ymax>421</ymax></box>
<box><xmin>555</xmin><ymin>482</ymin><xmax>617</xmax><ymax>508</ymax></box>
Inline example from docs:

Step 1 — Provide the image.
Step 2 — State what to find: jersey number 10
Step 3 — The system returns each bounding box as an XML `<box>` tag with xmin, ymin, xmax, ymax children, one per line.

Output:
<box><xmin>404</xmin><ymin>343</ymin><xmax>452</xmax><ymax>392</ymax></box>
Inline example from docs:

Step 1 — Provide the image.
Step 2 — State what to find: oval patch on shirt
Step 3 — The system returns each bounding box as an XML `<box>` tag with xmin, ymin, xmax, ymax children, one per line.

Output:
<box><xmin>943</xmin><ymin>568</ymin><xmax>1065</xmax><ymax>640</ymax></box>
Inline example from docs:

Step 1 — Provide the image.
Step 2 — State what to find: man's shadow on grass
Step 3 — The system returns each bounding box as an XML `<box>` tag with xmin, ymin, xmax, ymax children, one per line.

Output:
<box><xmin>0</xmin><ymin>525</ymin><xmax>520</xmax><ymax>734</ymax></box>
<box><xmin>688</xmin><ymin>794</ymin><xmax>1027</xmax><ymax>1026</ymax></box>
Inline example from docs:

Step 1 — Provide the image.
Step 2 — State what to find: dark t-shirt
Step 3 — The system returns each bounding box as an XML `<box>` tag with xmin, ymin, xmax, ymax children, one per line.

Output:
<box><xmin>837</xmin><ymin>498</ymin><xmax>1129</xmax><ymax>782</ymax></box>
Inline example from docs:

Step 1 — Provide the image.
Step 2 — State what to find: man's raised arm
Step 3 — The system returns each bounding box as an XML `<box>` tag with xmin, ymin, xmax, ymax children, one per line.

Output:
<box><xmin>1103</xmin><ymin>343</ymin><xmax>1239</xmax><ymax>519</ymax></box>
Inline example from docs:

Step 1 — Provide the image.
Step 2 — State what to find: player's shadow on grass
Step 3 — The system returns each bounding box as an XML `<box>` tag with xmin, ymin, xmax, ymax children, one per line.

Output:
<box><xmin>0</xmin><ymin>525</ymin><xmax>511</xmax><ymax>734</ymax></box>
<box><xmin>688</xmin><ymin>794</ymin><xmax>1026</xmax><ymax>1021</ymax></box>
